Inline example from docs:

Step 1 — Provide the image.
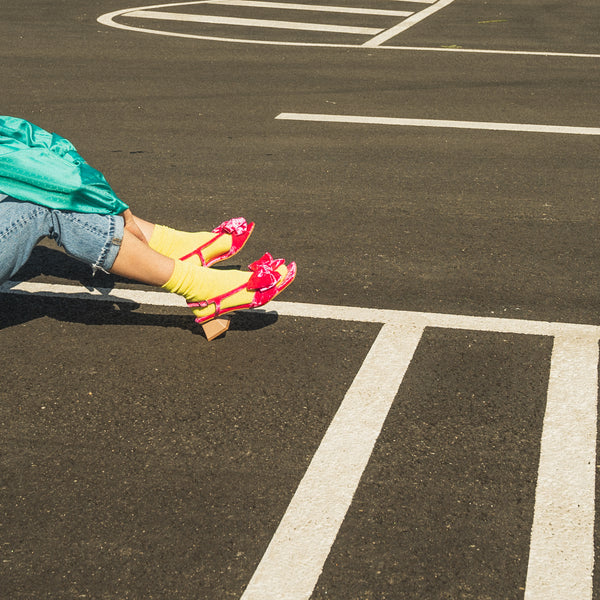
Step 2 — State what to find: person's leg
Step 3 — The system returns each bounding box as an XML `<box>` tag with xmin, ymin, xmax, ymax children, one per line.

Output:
<box><xmin>52</xmin><ymin>210</ymin><xmax>291</xmax><ymax>318</ymax></box>
<box><xmin>109</xmin><ymin>228</ymin><xmax>174</xmax><ymax>286</ymax></box>
<box><xmin>50</xmin><ymin>209</ymin><xmax>126</xmax><ymax>276</ymax></box>
<box><xmin>0</xmin><ymin>197</ymin><xmax>126</xmax><ymax>286</ymax></box>
<box><xmin>0</xmin><ymin>197</ymin><xmax>53</xmax><ymax>284</ymax></box>
<box><xmin>131</xmin><ymin>215</ymin><xmax>154</xmax><ymax>242</ymax></box>
<box><xmin>2</xmin><ymin>203</ymin><xmax>295</xmax><ymax>328</ymax></box>
<box><xmin>51</xmin><ymin>209</ymin><xmax>261</xmax><ymax>307</ymax></box>
<box><xmin>50</xmin><ymin>209</ymin><xmax>174</xmax><ymax>286</ymax></box>
<box><xmin>110</xmin><ymin>228</ymin><xmax>263</xmax><ymax>309</ymax></box>
<box><xmin>0</xmin><ymin>201</ymin><xmax>169</xmax><ymax>287</ymax></box>
<box><xmin>109</xmin><ymin>228</ymin><xmax>295</xmax><ymax>325</ymax></box>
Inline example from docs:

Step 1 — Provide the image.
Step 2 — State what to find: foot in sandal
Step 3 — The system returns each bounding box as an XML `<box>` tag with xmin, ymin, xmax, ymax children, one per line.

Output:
<box><xmin>150</xmin><ymin>217</ymin><xmax>254</xmax><ymax>267</ymax></box>
<box><xmin>162</xmin><ymin>252</ymin><xmax>296</xmax><ymax>337</ymax></box>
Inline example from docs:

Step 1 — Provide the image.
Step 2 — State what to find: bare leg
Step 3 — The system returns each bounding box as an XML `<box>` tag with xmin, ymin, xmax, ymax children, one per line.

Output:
<box><xmin>109</xmin><ymin>229</ymin><xmax>174</xmax><ymax>286</ymax></box>
<box><xmin>132</xmin><ymin>215</ymin><xmax>155</xmax><ymax>242</ymax></box>
<box><xmin>107</xmin><ymin>227</ymin><xmax>296</xmax><ymax>340</ymax></box>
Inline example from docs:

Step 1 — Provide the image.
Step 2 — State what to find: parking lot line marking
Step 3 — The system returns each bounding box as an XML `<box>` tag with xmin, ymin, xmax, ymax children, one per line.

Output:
<box><xmin>384</xmin><ymin>46</ymin><xmax>600</xmax><ymax>58</ymax></box>
<box><xmin>362</xmin><ymin>0</ymin><xmax>456</xmax><ymax>47</ymax></box>
<box><xmin>203</xmin><ymin>0</ymin><xmax>414</xmax><ymax>17</ymax></box>
<box><xmin>3</xmin><ymin>281</ymin><xmax>600</xmax><ymax>337</ymax></box>
<box><xmin>127</xmin><ymin>9</ymin><xmax>384</xmax><ymax>34</ymax></box>
<box><xmin>98</xmin><ymin>6</ymin><xmax>600</xmax><ymax>55</ymax></box>
<box><xmin>276</xmin><ymin>113</ymin><xmax>600</xmax><ymax>135</ymax></box>
<box><xmin>2</xmin><ymin>280</ymin><xmax>599</xmax><ymax>599</ymax></box>
<box><xmin>524</xmin><ymin>334</ymin><xmax>598</xmax><ymax>600</ymax></box>
<box><xmin>240</xmin><ymin>321</ymin><xmax>424</xmax><ymax>600</ymax></box>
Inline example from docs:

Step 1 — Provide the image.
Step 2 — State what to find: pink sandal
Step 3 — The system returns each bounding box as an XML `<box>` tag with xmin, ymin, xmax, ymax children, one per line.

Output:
<box><xmin>179</xmin><ymin>217</ymin><xmax>255</xmax><ymax>267</ymax></box>
<box><xmin>188</xmin><ymin>252</ymin><xmax>297</xmax><ymax>335</ymax></box>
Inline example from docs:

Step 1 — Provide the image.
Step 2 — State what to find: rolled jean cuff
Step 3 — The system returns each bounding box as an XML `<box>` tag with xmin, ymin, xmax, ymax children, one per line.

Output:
<box><xmin>94</xmin><ymin>214</ymin><xmax>124</xmax><ymax>272</ymax></box>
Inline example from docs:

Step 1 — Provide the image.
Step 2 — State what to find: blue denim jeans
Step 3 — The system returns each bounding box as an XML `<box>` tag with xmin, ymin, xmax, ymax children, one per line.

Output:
<box><xmin>0</xmin><ymin>194</ymin><xmax>124</xmax><ymax>284</ymax></box>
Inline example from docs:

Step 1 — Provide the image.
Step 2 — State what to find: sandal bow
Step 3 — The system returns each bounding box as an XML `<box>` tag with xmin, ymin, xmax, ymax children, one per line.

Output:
<box><xmin>188</xmin><ymin>252</ymin><xmax>297</xmax><ymax>326</ymax></box>
<box><xmin>247</xmin><ymin>253</ymin><xmax>286</xmax><ymax>291</ymax></box>
<box><xmin>180</xmin><ymin>217</ymin><xmax>255</xmax><ymax>267</ymax></box>
<box><xmin>213</xmin><ymin>217</ymin><xmax>249</xmax><ymax>236</ymax></box>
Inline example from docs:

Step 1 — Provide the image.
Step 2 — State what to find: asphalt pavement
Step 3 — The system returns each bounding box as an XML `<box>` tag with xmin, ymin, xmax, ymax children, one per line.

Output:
<box><xmin>1</xmin><ymin>1</ymin><xmax>599</xmax><ymax>599</ymax></box>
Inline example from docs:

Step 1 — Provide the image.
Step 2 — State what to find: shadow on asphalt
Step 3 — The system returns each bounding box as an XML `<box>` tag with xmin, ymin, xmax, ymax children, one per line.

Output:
<box><xmin>0</xmin><ymin>246</ymin><xmax>279</xmax><ymax>337</ymax></box>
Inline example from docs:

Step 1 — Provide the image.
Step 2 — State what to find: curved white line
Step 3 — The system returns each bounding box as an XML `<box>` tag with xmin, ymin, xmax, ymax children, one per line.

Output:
<box><xmin>97</xmin><ymin>0</ymin><xmax>373</xmax><ymax>45</ymax></box>
<box><xmin>98</xmin><ymin>3</ymin><xmax>600</xmax><ymax>56</ymax></box>
<box><xmin>98</xmin><ymin>4</ymin><xmax>361</xmax><ymax>48</ymax></box>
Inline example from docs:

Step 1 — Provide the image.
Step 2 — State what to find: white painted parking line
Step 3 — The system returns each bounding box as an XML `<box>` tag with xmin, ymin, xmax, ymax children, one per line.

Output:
<box><xmin>203</xmin><ymin>0</ymin><xmax>414</xmax><ymax>18</ymax></box>
<box><xmin>240</xmin><ymin>321</ymin><xmax>424</xmax><ymax>599</ymax></box>
<box><xmin>362</xmin><ymin>0</ymin><xmax>456</xmax><ymax>47</ymax></box>
<box><xmin>389</xmin><ymin>46</ymin><xmax>600</xmax><ymax>58</ymax></box>
<box><xmin>98</xmin><ymin>3</ymin><xmax>600</xmax><ymax>55</ymax></box>
<box><xmin>276</xmin><ymin>113</ymin><xmax>600</xmax><ymax>135</ymax></box>
<box><xmin>525</xmin><ymin>334</ymin><xmax>598</xmax><ymax>600</ymax></box>
<box><xmin>2</xmin><ymin>280</ymin><xmax>598</xmax><ymax>600</ymax></box>
<box><xmin>127</xmin><ymin>9</ymin><xmax>384</xmax><ymax>35</ymax></box>
<box><xmin>3</xmin><ymin>280</ymin><xmax>600</xmax><ymax>337</ymax></box>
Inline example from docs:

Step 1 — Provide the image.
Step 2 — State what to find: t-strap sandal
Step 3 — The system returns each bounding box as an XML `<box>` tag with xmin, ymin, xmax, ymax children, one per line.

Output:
<box><xmin>188</xmin><ymin>252</ymin><xmax>297</xmax><ymax>339</ymax></box>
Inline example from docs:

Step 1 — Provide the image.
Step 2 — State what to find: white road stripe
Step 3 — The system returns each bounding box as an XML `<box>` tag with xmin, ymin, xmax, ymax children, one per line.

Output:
<box><xmin>240</xmin><ymin>322</ymin><xmax>424</xmax><ymax>600</ymax></box>
<box><xmin>525</xmin><ymin>334</ymin><xmax>598</xmax><ymax>600</ymax></box>
<box><xmin>276</xmin><ymin>112</ymin><xmax>600</xmax><ymax>135</ymax></box>
<box><xmin>362</xmin><ymin>0</ymin><xmax>456</xmax><ymax>47</ymax></box>
<box><xmin>386</xmin><ymin>46</ymin><xmax>600</xmax><ymax>58</ymax></box>
<box><xmin>203</xmin><ymin>0</ymin><xmax>414</xmax><ymax>17</ymax></box>
<box><xmin>127</xmin><ymin>9</ymin><xmax>383</xmax><ymax>34</ymax></box>
<box><xmin>3</xmin><ymin>281</ymin><xmax>600</xmax><ymax>337</ymax></box>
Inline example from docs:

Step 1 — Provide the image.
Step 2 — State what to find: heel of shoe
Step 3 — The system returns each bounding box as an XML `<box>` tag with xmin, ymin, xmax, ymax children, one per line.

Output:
<box><xmin>201</xmin><ymin>316</ymin><xmax>231</xmax><ymax>341</ymax></box>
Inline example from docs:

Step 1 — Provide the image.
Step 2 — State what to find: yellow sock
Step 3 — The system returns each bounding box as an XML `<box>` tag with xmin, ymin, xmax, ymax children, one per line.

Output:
<box><xmin>162</xmin><ymin>259</ymin><xmax>290</xmax><ymax>322</ymax></box>
<box><xmin>149</xmin><ymin>225</ymin><xmax>232</xmax><ymax>266</ymax></box>
<box><xmin>162</xmin><ymin>260</ymin><xmax>253</xmax><ymax>320</ymax></box>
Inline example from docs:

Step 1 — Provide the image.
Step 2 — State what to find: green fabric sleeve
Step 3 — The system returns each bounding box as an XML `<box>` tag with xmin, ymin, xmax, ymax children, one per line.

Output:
<box><xmin>0</xmin><ymin>116</ymin><xmax>128</xmax><ymax>215</ymax></box>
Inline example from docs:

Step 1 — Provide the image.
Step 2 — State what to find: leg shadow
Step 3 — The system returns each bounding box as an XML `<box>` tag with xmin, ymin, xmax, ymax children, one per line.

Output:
<box><xmin>0</xmin><ymin>246</ymin><xmax>279</xmax><ymax>337</ymax></box>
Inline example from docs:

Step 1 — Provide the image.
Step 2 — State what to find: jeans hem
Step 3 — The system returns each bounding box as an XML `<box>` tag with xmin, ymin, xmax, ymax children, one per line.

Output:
<box><xmin>92</xmin><ymin>214</ymin><xmax>124</xmax><ymax>273</ymax></box>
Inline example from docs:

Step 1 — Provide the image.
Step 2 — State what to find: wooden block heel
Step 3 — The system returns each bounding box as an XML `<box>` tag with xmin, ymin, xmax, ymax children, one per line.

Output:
<box><xmin>201</xmin><ymin>317</ymin><xmax>230</xmax><ymax>341</ymax></box>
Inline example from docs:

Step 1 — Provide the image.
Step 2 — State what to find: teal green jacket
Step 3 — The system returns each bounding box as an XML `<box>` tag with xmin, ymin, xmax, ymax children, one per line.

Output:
<box><xmin>0</xmin><ymin>116</ymin><xmax>128</xmax><ymax>215</ymax></box>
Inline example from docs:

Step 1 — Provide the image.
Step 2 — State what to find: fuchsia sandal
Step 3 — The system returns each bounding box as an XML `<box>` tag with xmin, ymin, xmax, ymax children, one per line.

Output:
<box><xmin>188</xmin><ymin>252</ymin><xmax>297</xmax><ymax>340</ymax></box>
<box><xmin>179</xmin><ymin>217</ymin><xmax>255</xmax><ymax>267</ymax></box>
